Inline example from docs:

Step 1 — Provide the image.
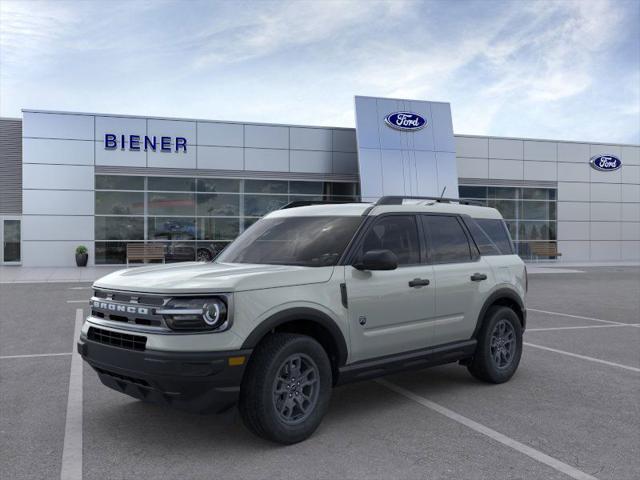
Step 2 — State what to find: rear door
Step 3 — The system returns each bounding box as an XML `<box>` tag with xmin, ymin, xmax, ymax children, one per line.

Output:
<box><xmin>345</xmin><ymin>214</ymin><xmax>436</xmax><ymax>362</ymax></box>
<box><xmin>421</xmin><ymin>215</ymin><xmax>493</xmax><ymax>345</ymax></box>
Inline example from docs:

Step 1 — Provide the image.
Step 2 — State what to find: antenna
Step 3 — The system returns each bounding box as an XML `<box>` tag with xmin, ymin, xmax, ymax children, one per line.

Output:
<box><xmin>439</xmin><ymin>186</ymin><xmax>447</xmax><ymax>202</ymax></box>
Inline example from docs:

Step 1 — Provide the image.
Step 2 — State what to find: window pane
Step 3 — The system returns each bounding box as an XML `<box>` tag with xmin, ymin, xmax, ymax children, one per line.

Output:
<box><xmin>488</xmin><ymin>187</ymin><xmax>516</xmax><ymax>199</ymax></box>
<box><xmin>519</xmin><ymin>221</ymin><xmax>552</xmax><ymax>240</ymax></box>
<box><xmin>423</xmin><ymin>215</ymin><xmax>472</xmax><ymax>264</ymax></box>
<box><xmin>196</xmin><ymin>193</ymin><xmax>240</xmax><ymax>216</ymax></box>
<box><xmin>290</xmin><ymin>181</ymin><xmax>325</xmax><ymax>195</ymax></box>
<box><xmin>95</xmin><ymin>216</ymin><xmax>144</xmax><ymax>240</ymax></box>
<box><xmin>458</xmin><ymin>186</ymin><xmax>487</xmax><ymax>199</ymax></box>
<box><xmin>243</xmin><ymin>218</ymin><xmax>260</xmax><ymax>231</ymax></box>
<box><xmin>148</xmin><ymin>217</ymin><xmax>196</xmax><ymax>241</ymax></box>
<box><xmin>244</xmin><ymin>180</ymin><xmax>288</xmax><ymax>194</ymax></box>
<box><xmin>244</xmin><ymin>195</ymin><xmax>289</xmax><ymax>216</ymax></box>
<box><xmin>330</xmin><ymin>182</ymin><xmax>357</xmax><ymax>197</ymax></box>
<box><xmin>488</xmin><ymin>199</ymin><xmax>516</xmax><ymax>219</ymax></box>
<box><xmin>361</xmin><ymin>216</ymin><xmax>420</xmax><ymax>265</ymax></box>
<box><xmin>95</xmin><ymin>191</ymin><xmax>144</xmax><ymax>215</ymax></box>
<box><xmin>196</xmin><ymin>241</ymin><xmax>230</xmax><ymax>261</ymax></box>
<box><xmin>197</xmin><ymin>218</ymin><xmax>240</xmax><ymax>240</ymax></box>
<box><xmin>148</xmin><ymin>192</ymin><xmax>196</xmax><ymax>216</ymax></box>
<box><xmin>522</xmin><ymin>188</ymin><xmax>553</xmax><ymax>200</ymax></box>
<box><xmin>95</xmin><ymin>175</ymin><xmax>144</xmax><ymax>190</ymax></box>
<box><xmin>147</xmin><ymin>241</ymin><xmax>194</xmax><ymax>263</ymax></box>
<box><xmin>218</xmin><ymin>216</ymin><xmax>362</xmax><ymax>267</ymax></box>
<box><xmin>95</xmin><ymin>242</ymin><xmax>128</xmax><ymax>264</ymax></box>
<box><xmin>474</xmin><ymin>218</ymin><xmax>514</xmax><ymax>254</ymax></box>
<box><xmin>197</xmin><ymin>178</ymin><xmax>240</xmax><ymax>193</ymax></box>
<box><xmin>147</xmin><ymin>176</ymin><xmax>195</xmax><ymax>192</ymax></box>
<box><xmin>521</xmin><ymin>201</ymin><xmax>550</xmax><ymax>220</ymax></box>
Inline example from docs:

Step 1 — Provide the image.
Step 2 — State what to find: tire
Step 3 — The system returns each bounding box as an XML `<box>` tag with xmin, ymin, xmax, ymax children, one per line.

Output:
<box><xmin>467</xmin><ymin>306</ymin><xmax>523</xmax><ymax>384</ymax></box>
<box><xmin>239</xmin><ymin>333</ymin><xmax>332</xmax><ymax>444</ymax></box>
<box><xmin>196</xmin><ymin>249</ymin><xmax>213</xmax><ymax>262</ymax></box>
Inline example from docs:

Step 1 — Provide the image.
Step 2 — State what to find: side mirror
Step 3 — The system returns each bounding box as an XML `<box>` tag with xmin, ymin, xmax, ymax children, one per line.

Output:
<box><xmin>353</xmin><ymin>249</ymin><xmax>398</xmax><ymax>271</ymax></box>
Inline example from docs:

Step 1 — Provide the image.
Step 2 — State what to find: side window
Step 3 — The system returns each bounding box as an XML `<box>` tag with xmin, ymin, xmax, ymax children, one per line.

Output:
<box><xmin>475</xmin><ymin>218</ymin><xmax>514</xmax><ymax>255</ymax></box>
<box><xmin>359</xmin><ymin>215</ymin><xmax>420</xmax><ymax>265</ymax></box>
<box><xmin>422</xmin><ymin>215</ymin><xmax>473</xmax><ymax>264</ymax></box>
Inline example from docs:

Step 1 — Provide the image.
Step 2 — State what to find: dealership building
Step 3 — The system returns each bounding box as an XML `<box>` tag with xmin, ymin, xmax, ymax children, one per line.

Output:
<box><xmin>0</xmin><ymin>95</ymin><xmax>638</xmax><ymax>267</ymax></box>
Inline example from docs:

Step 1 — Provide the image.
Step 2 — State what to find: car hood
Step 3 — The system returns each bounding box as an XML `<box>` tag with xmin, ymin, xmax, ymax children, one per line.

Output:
<box><xmin>93</xmin><ymin>262</ymin><xmax>335</xmax><ymax>294</ymax></box>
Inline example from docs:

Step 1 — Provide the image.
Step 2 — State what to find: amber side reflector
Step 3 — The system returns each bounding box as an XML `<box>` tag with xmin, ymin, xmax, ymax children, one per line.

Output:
<box><xmin>228</xmin><ymin>356</ymin><xmax>246</xmax><ymax>366</ymax></box>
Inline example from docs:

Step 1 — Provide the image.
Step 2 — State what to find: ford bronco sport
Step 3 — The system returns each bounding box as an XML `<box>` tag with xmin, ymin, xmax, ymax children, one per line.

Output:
<box><xmin>78</xmin><ymin>196</ymin><xmax>527</xmax><ymax>444</ymax></box>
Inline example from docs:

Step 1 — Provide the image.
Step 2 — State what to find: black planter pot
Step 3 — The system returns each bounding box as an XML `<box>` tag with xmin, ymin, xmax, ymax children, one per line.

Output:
<box><xmin>76</xmin><ymin>253</ymin><xmax>88</xmax><ymax>267</ymax></box>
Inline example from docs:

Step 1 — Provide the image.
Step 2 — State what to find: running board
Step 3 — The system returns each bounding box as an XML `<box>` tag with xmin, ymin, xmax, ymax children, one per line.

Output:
<box><xmin>336</xmin><ymin>339</ymin><xmax>477</xmax><ymax>385</ymax></box>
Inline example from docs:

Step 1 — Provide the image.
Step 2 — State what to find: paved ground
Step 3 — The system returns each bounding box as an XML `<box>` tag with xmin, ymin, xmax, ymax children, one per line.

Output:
<box><xmin>1</xmin><ymin>266</ymin><xmax>639</xmax><ymax>479</ymax></box>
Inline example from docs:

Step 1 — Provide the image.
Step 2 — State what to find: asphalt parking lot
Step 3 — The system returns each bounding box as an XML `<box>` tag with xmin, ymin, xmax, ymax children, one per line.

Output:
<box><xmin>1</xmin><ymin>266</ymin><xmax>639</xmax><ymax>480</ymax></box>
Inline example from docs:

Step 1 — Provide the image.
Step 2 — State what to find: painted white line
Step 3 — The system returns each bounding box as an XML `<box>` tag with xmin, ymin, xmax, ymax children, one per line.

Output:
<box><xmin>376</xmin><ymin>379</ymin><xmax>599</xmax><ymax>480</ymax></box>
<box><xmin>0</xmin><ymin>352</ymin><xmax>72</xmax><ymax>360</ymax></box>
<box><xmin>525</xmin><ymin>342</ymin><xmax>640</xmax><ymax>373</ymax></box>
<box><xmin>66</xmin><ymin>300</ymin><xmax>89</xmax><ymax>304</ymax></box>
<box><xmin>528</xmin><ymin>308</ymin><xmax>625</xmax><ymax>326</ymax></box>
<box><xmin>68</xmin><ymin>287</ymin><xmax>91</xmax><ymax>290</ymax></box>
<box><xmin>60</xmin><ymin>309</ymin><xmax>83</xmax><ymax>480</ymax></box>
<box><xmin>527</xmin><ymin>324</ymin><xmax>640</xmax><ymax>332</ymax></box>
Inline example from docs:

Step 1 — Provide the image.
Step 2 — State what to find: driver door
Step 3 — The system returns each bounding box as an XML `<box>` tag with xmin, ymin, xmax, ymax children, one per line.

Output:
<box><xmin>345</xmin><ymin>214</ymin><xmax>436</xmax><ymax>363</ymax></box>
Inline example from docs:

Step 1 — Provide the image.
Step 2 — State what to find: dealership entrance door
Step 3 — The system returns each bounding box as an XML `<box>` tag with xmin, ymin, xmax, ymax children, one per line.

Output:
<box><xmin>1</xmin><ymin>217</ymin><xmax>21</xmax><ymax>264</ymax></box>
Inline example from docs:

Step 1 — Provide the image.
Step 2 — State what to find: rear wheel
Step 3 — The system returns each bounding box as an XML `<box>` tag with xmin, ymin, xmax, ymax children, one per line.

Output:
<box><xmin>467</xmin><ymin>306</ymin><xmax>522</xmax><ymax>383</ymax></box>
<box><xmin>239</xmin><ymin>333</ymin><xmax>332</xmax><ymax>444</ymax></box>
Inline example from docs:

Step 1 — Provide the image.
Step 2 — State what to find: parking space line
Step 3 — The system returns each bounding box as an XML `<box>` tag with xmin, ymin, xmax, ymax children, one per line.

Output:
<box><xmin>525</xmin><ymin>342</ymin><xmax>640</xmax><ymax>373</ymax></box>
<box><xmin>66</xmin><ymin>300</ymin><xmax>89</xmax><ymax>304</ymax></box>
<box><xmin>527</xmin><ymin>324</ymin><xmax>640</xmax><ymax>332</ymax></box>
<box><xmin>60</xmin><ymin>309</ymin><xmax>83</xmax><ymax>480</ymax></box>
<box><xmin>527</xmin><ymin>308</ymin><xmax>625</xmax><ymax>326</ymax></box>
<box><xmin>376</xmin><ymin>379</ymin><xmax>599</xmax><ymax>480</ymax></box>
<box><xmin>0</xmin><ymin>352</ymin><xmax>72</xmax><ymax>360</ymax></box>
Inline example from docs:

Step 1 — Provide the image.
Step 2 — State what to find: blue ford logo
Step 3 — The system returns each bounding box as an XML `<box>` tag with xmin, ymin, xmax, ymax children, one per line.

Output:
<box><xmin>384</xmin><ymin>112</ymin><xmax>427</xmax><ymax>131</ymax></box>
<box><xmin>590</xmin><ymin>155</ymin><xmax>622</xmax><ymax>171</ymax></box>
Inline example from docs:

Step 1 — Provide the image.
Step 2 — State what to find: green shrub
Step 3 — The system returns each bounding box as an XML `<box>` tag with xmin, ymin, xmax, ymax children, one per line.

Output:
<box><xmin>75</xmin><ymin>245</ymin><xmax>88</xmax><ymax>255</ymax></box>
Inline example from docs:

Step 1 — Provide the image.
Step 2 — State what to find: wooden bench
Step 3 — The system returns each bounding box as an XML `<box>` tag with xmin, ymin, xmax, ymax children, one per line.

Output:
<box><xmin>530</xmin><ymin>242</ymin><xmax>562</xmax><ymax>260</ymax></box>
<box><xmin>126</xmin><ymin>244</ymin><xmax>165</xmax><ymax>266</ymax></box>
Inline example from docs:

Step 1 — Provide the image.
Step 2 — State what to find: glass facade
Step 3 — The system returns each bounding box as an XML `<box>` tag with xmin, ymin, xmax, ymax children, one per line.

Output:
<box><xmin>95</xmin><ymin>175</ymin><xmax>360</xmax><ymax>264</ymax></box>
<box><xmin>459</xmin><ymin>185</ymin><xmax>557</xmax><ymax>260</ymax></box>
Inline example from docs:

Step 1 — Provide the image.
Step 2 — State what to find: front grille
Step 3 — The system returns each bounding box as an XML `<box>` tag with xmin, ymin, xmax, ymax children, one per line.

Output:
<box><xmin>88</xmin><ymin>326</ymin><xmax>147</xmax><ymax>351</ymax></box>
<box><xmin>94</xmin><ymin>289</ymin><xmax>164</xmax><ymax>306</ymax></box>
<box><xmin>90</xmin><ymin>289</ymin><xmax>169</xmax><ymax>330</ymax></box>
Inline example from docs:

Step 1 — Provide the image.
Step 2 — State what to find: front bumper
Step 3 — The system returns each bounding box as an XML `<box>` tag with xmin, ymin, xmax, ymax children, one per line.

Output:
<box><xmin>78</xmin><ymin>337</ymin><xmax>251</xmax><ymax>414</ymax></box>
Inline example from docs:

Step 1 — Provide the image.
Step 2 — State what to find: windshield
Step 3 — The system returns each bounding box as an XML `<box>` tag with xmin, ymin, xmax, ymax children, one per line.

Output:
<box><xmin>216</xmin><ymin>216</ymin><xmax>362</xmax><ymax>267</ymax></box>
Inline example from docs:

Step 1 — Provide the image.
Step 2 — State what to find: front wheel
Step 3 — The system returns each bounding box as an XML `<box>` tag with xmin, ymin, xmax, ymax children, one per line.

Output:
<box><xmin>239</xmin><ymin>333</ymin><xmax>332</xmax><ymax>444</ymax></box>
<box><xmin>467</xmin><ymin>306</ymin><xmax>523</xmax><ymax>383</ymax></box>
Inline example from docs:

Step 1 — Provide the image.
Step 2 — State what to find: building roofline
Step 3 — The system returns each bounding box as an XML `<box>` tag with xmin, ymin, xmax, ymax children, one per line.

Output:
<box><xmin>20</xmin><ymin>108</ymin><xmax>356</xmax><ymax>131</ymax></box>
<box><xmin>19</xmin><ymin>109</ymin><xmax>639</xmax><ymax>147</ymax></box>
<box><xmin>354</xmin><ymin>95</ymin><xmax>450</xmax><ymax>105</ymax></box>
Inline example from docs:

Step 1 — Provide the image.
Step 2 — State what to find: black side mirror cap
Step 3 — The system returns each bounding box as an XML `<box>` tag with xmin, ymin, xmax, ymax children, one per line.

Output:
<box><xmin>353</xmin><ymin>249</ymin><xmax>398</xmax><ymax>271</ymax></box>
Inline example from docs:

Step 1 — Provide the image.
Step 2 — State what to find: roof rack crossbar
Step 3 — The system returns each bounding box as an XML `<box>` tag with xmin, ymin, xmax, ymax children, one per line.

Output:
<box><xmin>375</xmin><ymin>196</ymin><xmax>481</xmax><ymax>206</ymax></box>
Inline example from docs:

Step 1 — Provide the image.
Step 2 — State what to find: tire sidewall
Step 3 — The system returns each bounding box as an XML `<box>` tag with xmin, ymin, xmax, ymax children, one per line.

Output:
<box><xmin>256</xmin><ymin>335</ymin><xmax>332</xmax><ymax>443</ymax></box>
<box><xmin>478</xmin><ymin>306</ymin><xmax>523</xmax><ymax>383</ymax></box>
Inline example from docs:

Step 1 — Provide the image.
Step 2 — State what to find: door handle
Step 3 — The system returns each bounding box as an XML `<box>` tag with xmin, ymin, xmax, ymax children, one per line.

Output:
<box><xmin>408</xmin><ymin>278</ymin><xmax>430</xmax><ymax>287</ymax></box>
<box><xmin>470</xmin><ymin>273</ymin><xmax>487</xmax><ymax>282</ymax></box>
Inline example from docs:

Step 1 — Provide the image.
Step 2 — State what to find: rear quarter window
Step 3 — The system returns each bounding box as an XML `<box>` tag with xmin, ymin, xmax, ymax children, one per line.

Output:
<box><xmin>466</xmin><ymin>218</ymin><xmax>514</xmax><ymax>255</ymax></box>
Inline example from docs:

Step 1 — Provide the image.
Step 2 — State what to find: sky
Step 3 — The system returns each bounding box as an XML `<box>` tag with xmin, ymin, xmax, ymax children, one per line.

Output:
<box><xmin>1</xmin><ymin>0</ymin><xmax>639</xmax><ymax>143</ymax></box>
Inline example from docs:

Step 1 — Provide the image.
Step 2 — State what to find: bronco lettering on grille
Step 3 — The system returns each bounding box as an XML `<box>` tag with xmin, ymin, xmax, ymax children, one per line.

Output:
<box><xmin>93</xmin><ymin>301</ymin><xmax>149</xmax><ymax>315</ymax></box>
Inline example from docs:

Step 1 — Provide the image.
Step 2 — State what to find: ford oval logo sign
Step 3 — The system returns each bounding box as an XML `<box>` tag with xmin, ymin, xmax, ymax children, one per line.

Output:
<box><xmin>384</xmin><ymin>112</ymin><xmax>427</xmax><ymax>131</ymax></box>
<box><xmin>590</xmin><ymin>155</ymin><xmax>622</xmax><ymax>172</ymax></box>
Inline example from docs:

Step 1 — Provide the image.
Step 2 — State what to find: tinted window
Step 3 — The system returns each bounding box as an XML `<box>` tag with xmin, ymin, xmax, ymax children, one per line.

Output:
<box><xmin>360</xmin><ymin>216</ymin><xmax>420</xmax><ymax>265</ymax></box>
<box><xmin>475</xmin><ymin>218</ymin><xmax>514</xmax><ymax>254</ymax></box>
<box><xmin>217</xmin><ymin>216</ymin><xmax>362</xmax><ymax>267</ymax></box>
<box><xmin>423</xmin><ymin>215</ymin><xmax>472</xmax><ymax>264</ymax></box>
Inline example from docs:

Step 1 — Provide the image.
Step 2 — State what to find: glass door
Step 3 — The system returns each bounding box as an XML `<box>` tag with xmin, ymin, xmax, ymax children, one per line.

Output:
<box><xmin>1</xmin><ymin>217</ymin><xmax>21</xmax><ymax>264</ymax></box>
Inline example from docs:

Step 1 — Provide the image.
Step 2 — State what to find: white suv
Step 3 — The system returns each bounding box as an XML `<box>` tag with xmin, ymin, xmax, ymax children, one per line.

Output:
<box><xmin>78</xmin><ymin>196</ymin><xmax>527</xmax><ymax>444</ymax></box>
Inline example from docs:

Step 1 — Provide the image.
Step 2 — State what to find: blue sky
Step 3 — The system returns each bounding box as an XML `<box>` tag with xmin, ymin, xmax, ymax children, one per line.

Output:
<box><xmin>1</xmin><ymin>0</ymin><xmax>639</xmax><ymax>143</ymax></box>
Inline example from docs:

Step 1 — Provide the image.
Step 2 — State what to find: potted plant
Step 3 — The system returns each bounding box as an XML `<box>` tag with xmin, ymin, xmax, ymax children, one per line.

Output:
<box><xmin>75</xmin><ymin>245</ymin><xmax>88</xmax><ymax>267</ymax></box>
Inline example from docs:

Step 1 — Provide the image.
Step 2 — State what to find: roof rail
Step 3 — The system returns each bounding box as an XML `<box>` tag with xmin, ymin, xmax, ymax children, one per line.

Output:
<box><xmin>375</xmin><ymin>196</ymin><xmax>482</xmax><ymax>206</ymax></box>
<box><xmin>280</xmin><ymin>200</ymin><xmax>365</xmax><ymax>210</ymax></box>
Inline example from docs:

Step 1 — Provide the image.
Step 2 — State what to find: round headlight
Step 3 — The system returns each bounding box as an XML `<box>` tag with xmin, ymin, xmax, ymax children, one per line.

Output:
<box><xmin>204</xmin><ymin>301</ymin><xmax>223</xmax><ymax>326</ymax></box>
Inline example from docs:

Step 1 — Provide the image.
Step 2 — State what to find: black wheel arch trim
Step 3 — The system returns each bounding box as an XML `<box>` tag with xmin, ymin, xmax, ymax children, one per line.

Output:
<box><xmin>241</xmin><ymin>307</ymin><xmax>349</xmax><ymax>367</ymax></box>
<box><xmin>472</xmin><ymin>288</ymin><xmax>526</xmax><ymax>338</ymax></box>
